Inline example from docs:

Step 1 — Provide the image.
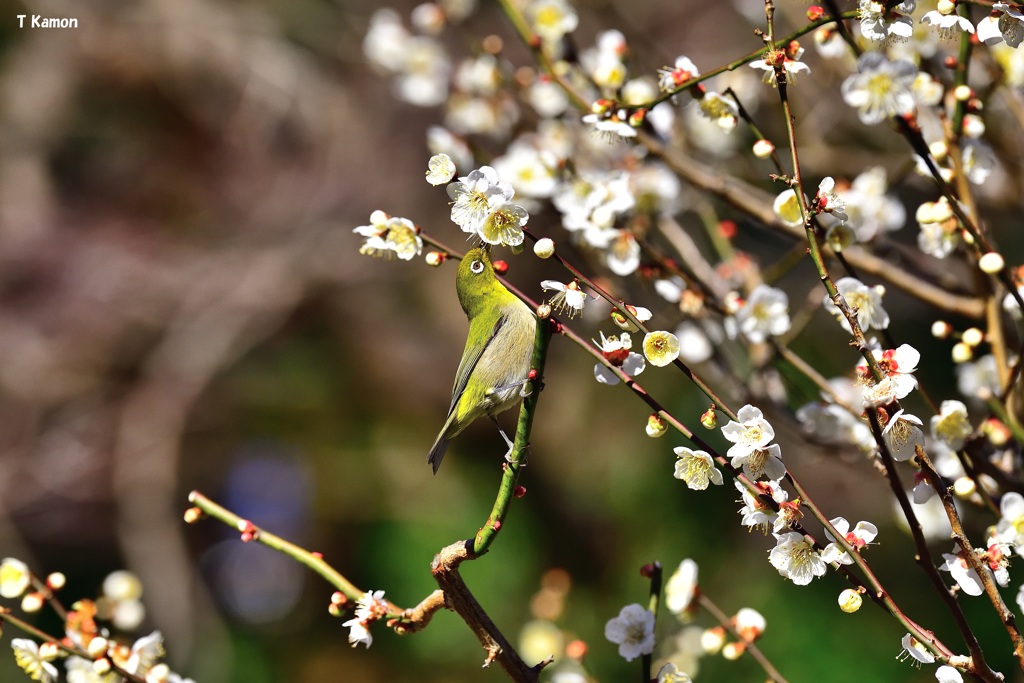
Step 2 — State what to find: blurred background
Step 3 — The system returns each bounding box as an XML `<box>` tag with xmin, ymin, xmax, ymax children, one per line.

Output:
<box><xmin>0</xmin><ymin>0</ymin><xmax>1021</xmax><ymax>681</ymax></box>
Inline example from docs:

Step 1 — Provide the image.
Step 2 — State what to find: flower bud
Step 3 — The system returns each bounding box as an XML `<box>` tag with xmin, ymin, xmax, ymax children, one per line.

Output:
<box><xmin>953</xmin><ymin>476</ymin><xmax>976</xmax><ymax>498</ymax></box>
<box><xmin>87</xmin><ymin>637</ymin><xmax>109</xmax><ymax>659</ymax></box>
<box><xmin>838</xmin><ymin>588</ymin><xmax>862</xmax><ymax>613</ymax></box>
<box><xmin>978</xmin><ymin>252</ymin><xmax>1004</xmax><ymax>274</ymax></box>
<box><xmin>646</xmin><ymin>413</ymin><xmax>668</xmax><ymax>437</ymax></box>
<box><xmin>38</xmin><ymin>642</ymin><xmax>59</xmax><ymax>660</ymax></box>
<box><xmin>752</xmin><ymin>139</ymin><xmax>775</xmax><ymax>158</ymax></box>
<box><xmin>952</xmin><ymin>342</ymin><xmax>973</xmax><ymax>363</ymax></box>
<box><xmin>700</xmin><ymin>408</ymin><xmax>718</xmax><ymax>430</ymax></box>
<box><xmin>701</xmin><ymin>626</ymin><xmax>725</xmax><ymax>654</ymax></box>
<box><xmin>425</xmin><ymin>251</ymin><xmax>446</xmax><ymax>267</ymax></box>
<box><xmin>931</xmin><ymin>320</ymin><xmax>952</xmax><ymax>339</ymax></box>
<box><xmin>21</xmin><ymin>592</ymin><xmax>44</xmax><ymax>613</ymax></box>
<box><xmin>961</xmin><ymin>327</ymin><xmax>983</xmax><ymax>347</ymax></box>
<box><xmin>534</xmin><ymin>238</ymin><xmax>555</xmax><ymax>259</ymax></box>
<box><xmin>982</xmin><ymin>418</ymin><xmax>1011</xmax><ymax>446</ymax></box>
<box><xmin>722</xmin><ymin>641</ymin><xmax>746</xmax><ymax>660</ymax></box>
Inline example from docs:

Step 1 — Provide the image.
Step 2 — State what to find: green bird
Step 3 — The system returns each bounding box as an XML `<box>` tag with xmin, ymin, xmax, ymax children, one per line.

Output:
<box><xmin>427</xmin><ymin>247</ymin><xmax>537</xmax><ymax>473</ymax></box>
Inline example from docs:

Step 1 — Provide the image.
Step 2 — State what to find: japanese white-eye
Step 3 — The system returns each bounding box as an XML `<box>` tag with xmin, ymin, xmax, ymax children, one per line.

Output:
<box><xmin>427</xmin><ymin>247</ymin><xmax>536</xmax><ymax>473</ymax></box>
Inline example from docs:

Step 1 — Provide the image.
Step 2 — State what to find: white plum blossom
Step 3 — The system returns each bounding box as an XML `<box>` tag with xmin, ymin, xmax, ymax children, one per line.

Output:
<box><xmin>735</xmin><ymin>443</ymin><xmax>786</xmax><ymax>482</ymax></box>
<box><xmin>491</xmin><ymin>139</ymin><xmax>559</xmax><ymax>200</ymax></box>
<box><xmin>996</xmin><ymin>492</ymin><xmax>1024</xmax><ymax>553</ymax></box>
<box><xmin>607</xmin><ymin>231</ymin><xmax>641</xmax><ymax>276</ymax></box>
<box><xmin>604</xmin><ymin>604</ymin><xmax>656</xmax><ymax>661</ymax></box>
<box><xmin>842</xmin><ymin>52</ymin><xmax>917</xmax><ymax>125</ymax></box>
<box><xmin>821</xmin><ymin>517</ymin><xmax>879</xmax><ymax>565</ymax></box>
<box><xmin>528</xmin><ymin>0</ymin><xmax>579</xmax><ymax>44</ymax></box>
<box><xmin>977</xmin><ymin>3</ymin><xmax>1024</xmax><ymax>47</ymax></box>
<box><xmin>921</xmin><ymin>10</ymin><xmax>975</xmax><ymax>39</ymax></box>
<box><xmin>930</xmin><ymin>400</ymin><xmax>972</xmax><ymax>451</ymax></box>
<box><xmin>858</xmin><ymin>0</ymin><xmax>916</xmax><ymax>42</ymax></box>
<box><xmin>814</xmin><ymin>177</ymin><xmax>848</xmax><ymax>221</ymax></box>
<box><xmin>664</xmin><ymin>559</ymin><xmax>699</xmax><ymax>615</ymax></box>
<box><xmin>961</xmin><ymin>139</ymin><xmax>997</xmax><ymax>186</ymax></box>
<box><xmin>656</xmin><ymin>663</ymin><xmax>692</xmax><ymax>683</ymax></box>
<box><xmin>0</xmin><ymin>558</ymin><xmax>31</xmax><ymax>599</ymax></box>
<box><xmin>342</xmin><ymin>589</ymin><xmax>389</xmax><ymax>649</ymax></box>
<box><xmin>734</xmin><ymin>608</ymin><xmax>767</xmax><ymax>642</ymax></box>
<box><xmin>749</xmin><ymin>43</ymin><xmax>811</xmax><ymax>85</ymax></box>
<box><xmin>697</xmin><ymin>91</ymin><xmax>740</xmax><ymax>130</ymax></box>
<box><xmin>593</xmin><ymin>331</ymin><xmax>645</xmax><ymax>385</ymax></box>
<box><xmin>425</xmin><ymin>153</ymin><xmax>456</xmax><ymax>186</ymax></box>
<box><xmin>427</xmin><ymin>126</ymin><xmax>473</xmax><ymax>171</ymax></box>
<box><xmin>542</xmin><ymin>279</ymin><xmax>589</xmax><ymax>318</ymax></box>
<box><xmin>939</xmin><ymin>548</ymin><xmax>984</xmax><ymax>596</ymax></box>
<box><xmin>882</xmin><ymin>409</ymin><xmax>925</xmax><ymax>461</ymax></box>
<box><xmin>899</xmin><ymin>633</ymin><xmax>936</xmax><ymax>665</ymax></box>
<box><xmin>918</xmin><ymin>219</ymin><xmax>960</xmax><ymax>259</ymax></box>
<box><xmin>722</xmin><ymin>405</ymin><xmax>775</xmax><ymax>461</ymax></box>
<box><xmin>528</xmin><ymin>76</ymin><xmax>570</xmax><ymax>117</ymax></box>
<box><xmin>447</xmin><ymin>166</ymin><xmax>529</xmax><ymax>247</ymax></box>
<box><xmin>773</xmin><ymin>189</ymin><xmax>804</xmax><ymax>227</ymax></box>
<box><xmin>643</xmin><ymin>330</ymin><xmax>680</xmax><ymax>367</ymax></box>
<box><xmin>732</xmin><ymin>285</ymin><xmax>791</xmax><ymax>343</ymax></box>
<box><xmin>354</xmin><ymin>211</ymin><xmax>423</xmax><ymax>261</ymax></box>
<box><xmin>769</xmin><ymin>532</ymin><xmax>827</xmax><ymax>585</ymax></box>
<box><xmin>858</xmin><ymin>344</ymin><xmax>920</xmax><ymax>406</ymax></box>
<box><xmin>553</xmin><ymin>171</ymin><xmax>636</xmax><ymax>246</ymax></box>
<box><xmin>11</xmin><ymin>639</ymin><xmax>58</xmax><ymax>683</ymax></box>
<box><xmin>658</xmin><ymin>56</ymin><xmax>700</xmax><ymax>93</ymax></box>
<box><xmin>956</xmin><ymin>354</ymin><xmax>1001</xmax><ymax>401</ymax></box>
<box><xmin>936</xmin><ymin>665</ymin><xmax>964</xmax><ymax>683</ymax></box>
<box><xmin>582</xmin><ymin>30</ymin><xmax>629</xmax><ymax>90</ymax></box>
<box><xmin>737</xmin><ymin>480</ymin><xmax>791</xmax><ymax>533</ymax></box>
<box><xmin>824</xmin><ymin>277</ymin><xmax>890</xmax><ymax>334</ymax></box>
<box><xmin>839</xmin><ymin>167</ymin><xmax>906</xmax><ymax>242</ymax></box>
<box><xmin>674</xmin><ymin>447</ymin><xmax>724</xmax><ymax>490</ymax></box>
<box><xmin>582</xmin><ymin>108</ymin><xmax>637</xmax><ymax>140</ymax></box>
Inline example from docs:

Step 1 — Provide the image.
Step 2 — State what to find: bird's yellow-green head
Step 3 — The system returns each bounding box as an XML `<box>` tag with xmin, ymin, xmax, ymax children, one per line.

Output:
<box><xmin>456</xmin><ymin>247</ymin><xmax>516</xmax><ymax>316</ymax></box>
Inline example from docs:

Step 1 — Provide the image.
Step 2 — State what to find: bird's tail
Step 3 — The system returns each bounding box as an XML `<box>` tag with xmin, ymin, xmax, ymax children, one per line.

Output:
<box><xmin>427</xmin><ymin>435</ymin><xmax>451</xmax><ymax>475</ymax></box>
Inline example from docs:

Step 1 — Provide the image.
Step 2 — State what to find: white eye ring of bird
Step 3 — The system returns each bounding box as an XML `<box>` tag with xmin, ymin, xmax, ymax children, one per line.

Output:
<box><xmin>470</xmin><ymin>260</ymin><xmax>485</xmax><ymax>274</ymax></box>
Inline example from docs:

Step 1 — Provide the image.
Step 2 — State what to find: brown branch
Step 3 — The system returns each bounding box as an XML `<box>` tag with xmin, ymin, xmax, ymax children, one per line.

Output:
<box><xmin>431</xmin><ymin>541</ymin><xmax>551</xmax><ymax>682</ymax></box>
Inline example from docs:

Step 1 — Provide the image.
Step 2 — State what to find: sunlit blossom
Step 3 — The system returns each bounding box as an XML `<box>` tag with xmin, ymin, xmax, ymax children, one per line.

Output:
<box><xmin>673</xmin><ymin>447</ymin><xmax>723</xmax><ymax>490</ymax></box>
<box><xmin>768</xmin><ymin>532</ymin><xmax>827</xmax><ymax>585</ymax></box>
<box><xmin>542</xmin><ymin>279</ymin><xmax>589</xmax><ymax>318</ymax></box>
<box><xmin>841</xmin><ymin>52</ymin><xmax>917</xmax><ymax>125</ymax></box>
<box><xmin>821</xmin><ymin>517</ymin><xmax>878</xmax><ymax>565</ymax></box>
<box><xmin>605</xmin><ymin>604</ymin><xmax>655</xmax><ymax>662</ymax></box>
<box><xmin>425</xmin><ymin>153</ymin><xmax>456</xmax><ymax>186</ymax></box>
<box><xmin>643</xmin><ymin>330</ymin><xmax>680</xmax><ymax>367</ymax></box>
<box><xmin>881</xmin><ymin>409</ymin><xmax>925</xmax><ymax>462</ymax></box>
<box><xmin>664</xmin><ymin>559</ymin><xmax>699</xmax><ymax>615</ymax></box>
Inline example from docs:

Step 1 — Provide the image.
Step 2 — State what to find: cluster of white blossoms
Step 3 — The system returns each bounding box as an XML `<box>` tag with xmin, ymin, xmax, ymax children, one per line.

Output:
<box><xmin>354</xmin><ymin>2</ymin><xmax>1024</xmax><ymax>679</ymax></box>
<box><xmin>722</xmin><ymin>405</ymin><xmax>785</xmax><ymax>481</ymax></box>
<box><xmin>726</xmin><ymin>284</ymin><xmax>791</xmax><ymax>344</ymax></box>
<box><xmin>0</xmin><ymin>559</ymin><xmax>193</xmax><ymax>683</ymax></box>
<box><xmin>447</xmin><ymin>165</ymin><xmax>530</xmax><ymax>247</ymax></box>
<box><xmin>353</xmin><ymin>210</ymin><xmax>424</xmax><ymax>261</ymax></box>
<box><xmin>605</xmin><ymin>559</ymin><xmax>764</xmax><ymax>678</ymax></box>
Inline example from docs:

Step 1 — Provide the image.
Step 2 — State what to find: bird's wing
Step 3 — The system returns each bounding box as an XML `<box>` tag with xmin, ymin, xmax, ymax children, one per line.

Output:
<box><xmin>448</xmin><ymin>314</ymin><xmax>506</xmax><ymax>414</ymax></box>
